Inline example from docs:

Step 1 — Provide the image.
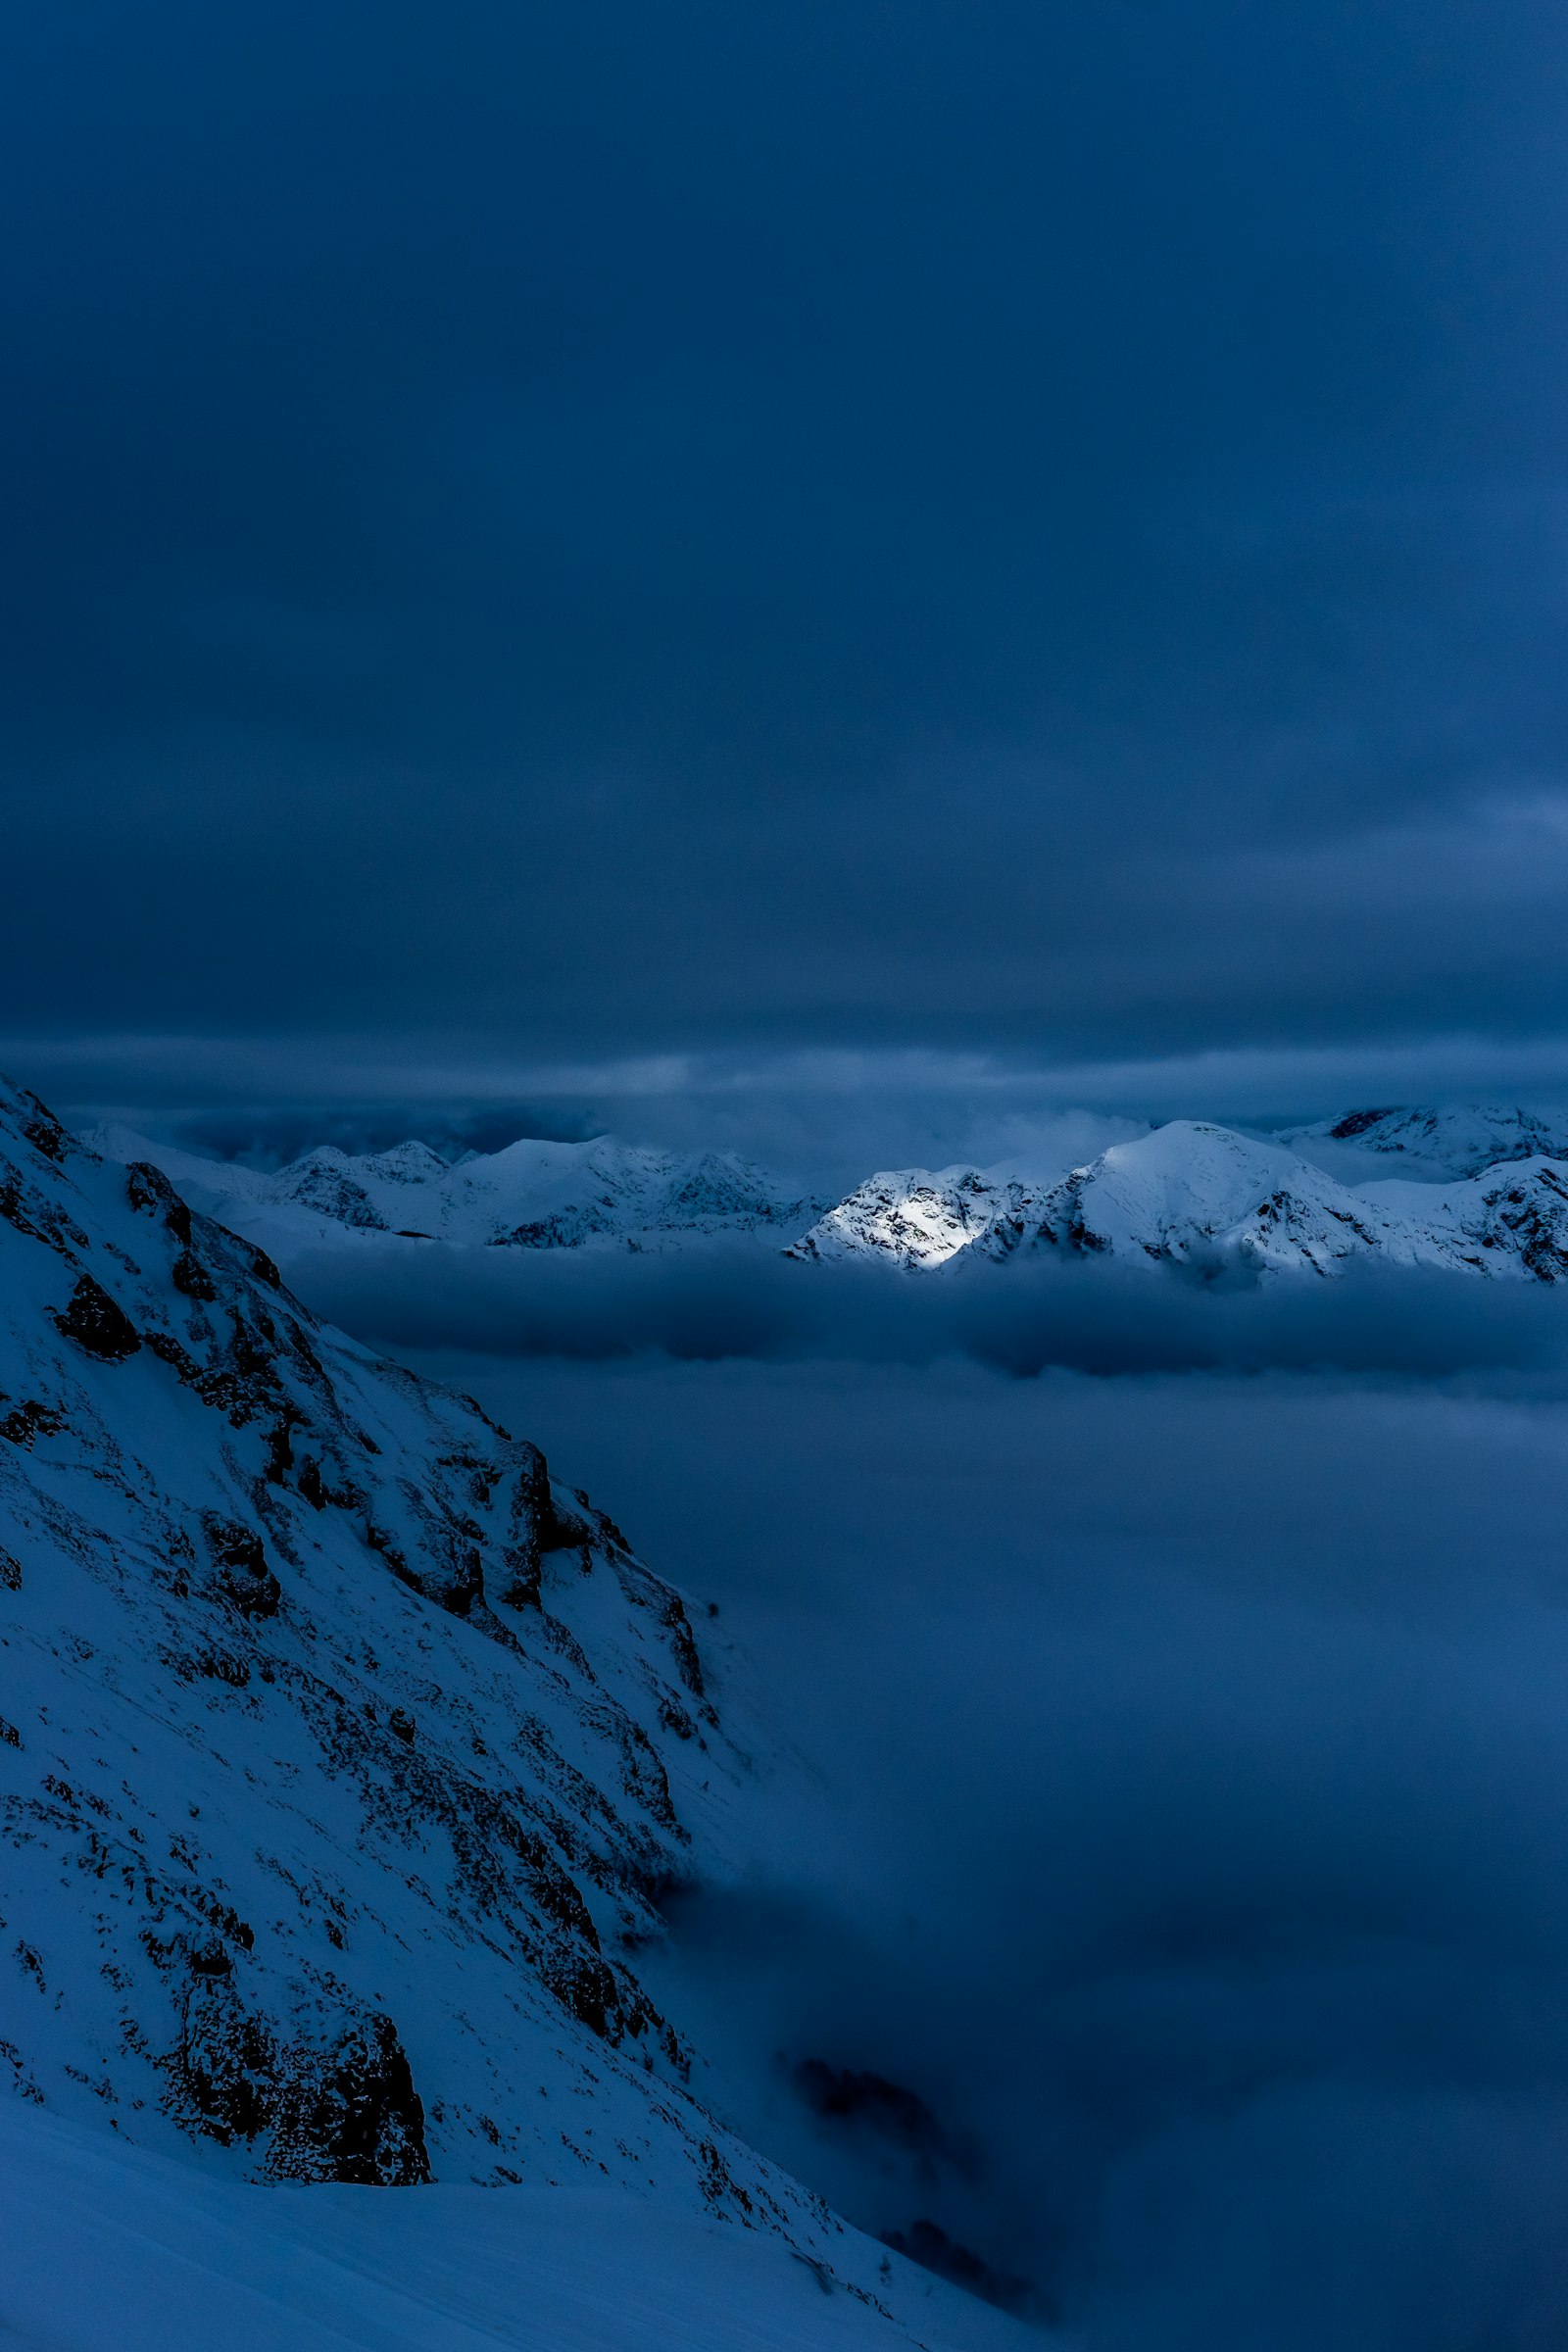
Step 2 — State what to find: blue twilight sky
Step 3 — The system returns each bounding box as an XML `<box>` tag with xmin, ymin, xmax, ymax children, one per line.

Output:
<box><xmin>5</xmin><ymin>1</ymin><xmax>1568</xmax><ymax>1133</ymax></box>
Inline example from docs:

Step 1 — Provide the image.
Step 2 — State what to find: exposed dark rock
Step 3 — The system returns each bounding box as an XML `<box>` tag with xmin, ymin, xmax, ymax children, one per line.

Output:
<box><xmin>172</xmin><ymin>1248</ymin><xmax>218</xmax><ymax>1300</ymax></box>
<box><xmin>295</xmin><ymin>1454</ymin><xmax>362</xmax><ymax>1511</ymax></box>
<box><xmin>498</xmin><ymin>1440</ymin><xmax>553</xmax><ymax>1607</ymax></box>
<box><xmin>51</xmin><ymin>1274</ymin><xmax>141</xmax><ymax>1362</ymax></box>
<box><xmin>1328</xmin><ymin>1106</ymin><xmax>1404</xmax><ymax>1140</ymax></box>
<box><xmin>168</xmin><ymin>1970</ymin><xmax>277</xmax><ymax>2146</ymax></box>
<box><xmin>0</xmin><ymin>1396</ymin><xmax>65</xmax><ymax>1447</ymax></box>
<box><xmin>17</xmin><ymin>1097</ymin><xmax>69</xmax><ymax>1159</ymax></box>
<box><xmin>124</xmin><ymin>1159</ymin><xmax>194</xmax><ymax>1240</ymax></box>
<box><xmin>284</xmin><ymin>1166</ymin><xmax>389</xmax><ymax>1231</ymax></box>
<box><xmin>201</xmin><ymin>1512</ymin><xmax>283</xmax><ymax>1619</ymax></box>
<box><xmin>266</xmin><ymin>2013</ymin><xmax>431</xmax><ymax>2185</ymax></box>
<box><xmin>168</xmin><ymin>1971</ymin><xmax>429</xmax><ymax>2186</ymax></box>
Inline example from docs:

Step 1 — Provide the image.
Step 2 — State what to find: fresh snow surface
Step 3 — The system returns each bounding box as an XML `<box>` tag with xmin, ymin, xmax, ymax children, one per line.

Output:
<box><xmin>0</xmin><ymin>1076</ymin><xmax>1029</xmax><ymax>2344</ymax></box>
<box><xmin>0</xmin><ymin>2103</ymin><xmax>1031</xmax><ymax>2352</ymax></box>
<box><xmin>797</xmin><ymin>1121</ymin><xmax>1568</xmax><ymax>1281</ymax></box>
<box><xmin>80</xmin><ymin>1125</ymin><xmax>827</xmax><ymax>1260</ymax></box>
<box><xmin>983</xmin><ymin>1122</ymin><xmax>1450</xmax><ymax>1278</ymax></box>
<box><xmin>1279</xmin><ymin>1102</ymin><xmax>1568</xmax><ymax>1180</ymax></box>
<box><xmin>785</xmin><ymin>1167</ymin><xmax>1054</xmax><ymax>1271</ymax></box>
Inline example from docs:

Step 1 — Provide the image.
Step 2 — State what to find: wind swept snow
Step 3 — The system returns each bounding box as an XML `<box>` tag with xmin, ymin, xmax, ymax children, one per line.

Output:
<box><xmin>0</xmin><ymin>2102</ymin><xmax>1034</xmax><ymax>2351</ymax></box>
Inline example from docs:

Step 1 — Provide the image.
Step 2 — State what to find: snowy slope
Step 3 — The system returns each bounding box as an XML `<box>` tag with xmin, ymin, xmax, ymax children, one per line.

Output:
<box><xmin>0</xmin><ymin>2102</ymin><xmax>1032</xmax><ymax>2352</ymax></box>
<box><xmin>1358</xmin><ymin>1157</ymin><xmax>1568</xmax><ymax>1281</ymax></box>
<box><xmin>992</xmin><ymin>1124</ymin><xmax>1568</xmax><ymax>1280</ymax></box>
<box><xmin>786</xmin><ymin>1169</ymin><xmax>1054</xmax><ymax>1271</ymax></box>
<box><xmin>799</xmin><ymin>1122</ymin><xmax>1568</xmax><ymax>1282</ymax></box>
<box><xmin>1280</xmin><ymin>1102</ymin><xmax>1568</xmax><ymax>1180</ymax></box>
<box><xmin>81</xmin><ymin>1126</ymin><xmax>825</xmax><ymax>1259</ymax></box>
<box><xmin>0</xmin><ymin>1073</ymin><xmax>958</xmax><ymax>2320</ymax></box>
<box><xmin>977</xmin><ymin>1122</ymin><xmax>1446</xmax><ymax>1278</ymax></box>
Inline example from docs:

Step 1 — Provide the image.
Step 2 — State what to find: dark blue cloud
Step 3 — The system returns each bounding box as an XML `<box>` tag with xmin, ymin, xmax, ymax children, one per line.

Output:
<box><xmin>409</xmin><ymin>1347</ymin><xmax>1568</xmax><ymax>2344</ymax></box>
<box><xmin>283</xmin><ymin>1232</ymin><xmax>1568</xmax><ymax>1379</ymax></box>
<box><xmin>3</xmin><ymin>2</ymin><xmax>1567</xmax><ymax>1068</ymax></box>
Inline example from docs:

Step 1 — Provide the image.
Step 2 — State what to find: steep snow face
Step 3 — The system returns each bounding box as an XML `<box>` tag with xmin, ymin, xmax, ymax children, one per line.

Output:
<box><xmin>1281</xmin><ymin>1102</ymin><xmax>1568</xmax><ymax>1179</ymax></box>
<box><xmin>81</xmin><ymin>1128</ymin><xmax>825</xmax><ymax>1258</ymax></box>
<box><xmin>0</xmin><ymin>1078</ymin><xmax>857</xmax><ymax>2241</ymax></box>
<box><xmin>788</xmin><ymin>1169</ymin><xmax>1053</xmax><ymax>1271</ymax></box>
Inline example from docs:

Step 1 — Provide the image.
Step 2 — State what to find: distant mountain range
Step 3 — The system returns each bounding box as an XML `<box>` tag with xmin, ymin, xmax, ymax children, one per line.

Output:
<box><xmin>1277</xmin><ymin>1101</ymin><xmax>1568</xmax><ymax>1178</ymax></box>
<box><xmin>792</xmin><ymin>1114</ymin><xmax>1568</xmax><ymax>1281</ymax></box>
<box><xmin>82</xmin><ymin>1102</ymin><xmax>1568</xmax><ymax>1285</ymax></box>
<box><xmin>82</xmin><ymin>1123</ymin><xmax>828</xmax><ymax>1255</ymax></box>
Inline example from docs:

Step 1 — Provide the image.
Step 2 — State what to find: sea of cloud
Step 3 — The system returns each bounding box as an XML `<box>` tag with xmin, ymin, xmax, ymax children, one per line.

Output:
<box><xmin>288</xmin><ymin>1233</ymin><xmax>1568</xmax><ymax>1382</ymax></box>
<box><xmin>283</xmin><ymin>1236</ymin><xmax>1568</xmax><ymax>2349</ymax></box>
<box><xmin>424</xmin><ymin>1353</ymin><xmax>1568</xmax><ymax>2348</ymax></box>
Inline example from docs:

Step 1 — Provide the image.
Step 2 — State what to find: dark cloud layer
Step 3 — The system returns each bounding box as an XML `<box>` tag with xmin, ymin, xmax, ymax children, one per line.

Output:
<box><xmin>5</xmin><ymin>3</ymin><xmax>1568</xmax><ymax>1075</ymax></box>
<box><xmin>408</xmin><ymin>1349</ymin><xmax>1568</xmax><ymax>2346</ymax></box>
<box><xmin>287</xmin><ymin>1234</ymin><xmax>1568</xmax><ymax>1380</ymax></box>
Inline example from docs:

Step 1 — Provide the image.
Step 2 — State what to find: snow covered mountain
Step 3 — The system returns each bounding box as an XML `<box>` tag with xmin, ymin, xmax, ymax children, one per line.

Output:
<box><xmin>81</xmin><ymin>1102</ymin><xmax>1568</xmax><ymax>1289</ymax></box>
<box><xmin>80</xmin><ymin>1125</ymin><xmax>826</xmax><ymax>1260</ymax></box>
<box><xmin>0</xmin><ymin>1077</ymin><xmax>1026</xmax><ymax>2344</ymax></box>
<box><xmin>1280</xmin><ymin>1102</ymin><xmax>1568</xmax><ymax>1179</ymax></box>
<box><xmin>797</xmin><ymin>1121</ymin><xmax>1568</xmax><ymax>1282</ymax></box>
<box><xmin>786</xmin><ymin>1166</ymin><xmax>1054</xmax><ymax>1271</ymax></box>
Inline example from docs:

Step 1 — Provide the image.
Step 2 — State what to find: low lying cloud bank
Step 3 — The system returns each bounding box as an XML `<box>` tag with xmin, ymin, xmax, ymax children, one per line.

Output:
<box><xmin>285</xmin><ymin>1236</ymin><xmax>1568</xmax><ymax>1378</ymax></box>
<box><xmin>419</xmin><ymin>1351</ymin><xmax>1568</xmax><ymax>2349</ymax></box>
<box><xmin>271</xmin><ymin>1223</ymin><xmax>1568</xmax><ymax>2337</ymax></box>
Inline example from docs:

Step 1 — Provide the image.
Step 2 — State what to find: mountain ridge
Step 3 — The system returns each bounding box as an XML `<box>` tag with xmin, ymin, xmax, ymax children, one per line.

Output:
<box><xmin>1280</xmin><ymin>1101</ymin><xmax>1568</xmax><ymax>1179</ymax></box>
<box><xmin>0</xmin><ymin>1077</ymin><xmax>812</xmax><ymax>2221</ymax></box>
<box><xmin>82</xmin><ymin>1124</ymin><xmax>828</xmax><ymax>1259</ymax></box>
<box><xmin>792</xmin><ymin>1119</ymin><xmax>1568</xmax><ymax>1283</ymax></box>
<box><xmin>81</xmin><ymin>1102</ymin><xmax>1568</xmax><ymax>1287</ymax></box>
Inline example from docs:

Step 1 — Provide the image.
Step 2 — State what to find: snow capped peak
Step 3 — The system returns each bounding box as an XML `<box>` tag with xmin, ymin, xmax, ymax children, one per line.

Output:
<box><xmin>789</xmin><ymin>1163</ymin><xmax>1054</xmax><ymax>1270</ymax></box>
<box><xmin>1281</xmin><ymin>1102</ymin><xmax>1568</xmax><ymax>1180</ymax></box>
<box><xmin>985</xmin><ymin>1121</ymin><xmax>1420</xmax><ymax>1276</ymax></box>
<box><xmin>800</xmin><ymin>1117</ymin><xmax>1568</xmax><ymax>1284</ymax></box>
<box><xmin>358</xmin><ymin>1139</ymin><xmax>451</xmax><ymax>1183</ymax></box>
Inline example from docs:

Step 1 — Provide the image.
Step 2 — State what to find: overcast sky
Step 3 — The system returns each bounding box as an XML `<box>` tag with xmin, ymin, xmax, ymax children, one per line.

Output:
<box><xmin>6</xmin><ymin>2</ymin><xmax>1568</xmax><ymax>1129</ymax></box>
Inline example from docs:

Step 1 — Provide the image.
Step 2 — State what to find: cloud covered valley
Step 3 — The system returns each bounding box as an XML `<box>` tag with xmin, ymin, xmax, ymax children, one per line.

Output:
<box><xmin>352</xmin><ymin>1334</ymin><xmax>1568</xmax><ymax>2350</ymax></box>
